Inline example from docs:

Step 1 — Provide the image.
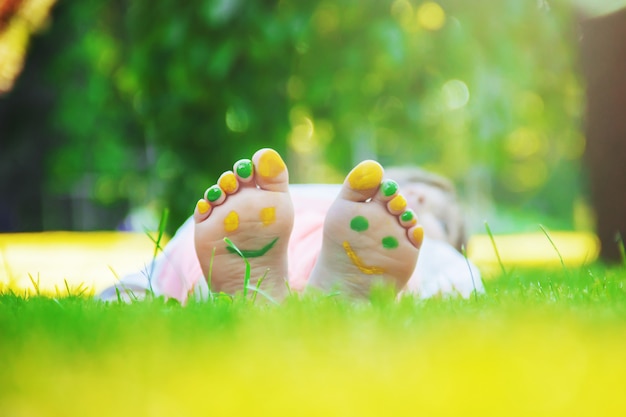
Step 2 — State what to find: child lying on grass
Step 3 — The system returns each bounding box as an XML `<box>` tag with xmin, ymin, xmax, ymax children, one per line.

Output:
<box><xmin>99</xmin><ymin>148</ymin><xmax>484</xmax><ymax>302</ymax></box>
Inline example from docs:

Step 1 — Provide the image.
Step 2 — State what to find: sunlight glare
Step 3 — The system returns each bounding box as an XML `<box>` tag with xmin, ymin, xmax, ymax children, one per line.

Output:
<box><xmin>288</xmin><ymin>107</ymin><xmax>316</xmax><ymax>154</ymax></box>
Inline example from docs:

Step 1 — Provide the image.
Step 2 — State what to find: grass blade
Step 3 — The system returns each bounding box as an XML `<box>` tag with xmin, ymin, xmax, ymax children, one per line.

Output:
<box><xmin>206</xmin><ymin>247</ymin><xmax>216</xmax><ymax>301</ymax></box>
<box><xmin>144</xmin><ymin>208</ymin><xmax>169</xmax><ymax>297</ymax></box>
<box><xmin>616</xmin><ymin>232</ymin><xmax>626</xmax><ymax>267</ymax></box>
<box><xmin>28</xmin><ymin>273</ymin><xmax>41</xmax><ymax>296</ymax></box>
<box><xmin>223</xmin><ymin>237</ymin><xmax>251</xmax><ymax>298</ymax></box>
<box><xmin>539</xmin><ymin>224</ymin><xmax>566</xmax><ymax>271</ymax></box>
<box><xmin>251</xmin><ymin>268</ymin><xmax>270</xmax><ymax>304</ymax></box>
<box><xmin>245</xmin><ymin>285</ymin><xmax>279</xmax><ymax>305</ymax></box>
<box><xmin>462</xmin><ymin>244</ymin><xmax>478</xmax><ymax>302</ymax></box>
<box><xmin>484</xmin><ymin>222</ymin><xmax>506</xmax><ymax>276</ymax></box>
<box><xmin>145</xmin><ymin>208</ymin><xmax>170</xmax><ymax>257</ymax></box>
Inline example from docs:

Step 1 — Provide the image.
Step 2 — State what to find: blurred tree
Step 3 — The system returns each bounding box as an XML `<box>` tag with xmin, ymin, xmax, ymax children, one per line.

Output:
<box><xmin>45</xmin><ymin>1</ymin><xmax>146</xmax><ymax>229</ymax></box>
<box><xmin>0</xmin><ymin>0</ymin><xmax>57</xmax><ymax>231</ymax></box>
<box><xmin>121</xmin><ymin>0</ymin><xmax>297</xmax><ymax>231</ymax></box>
<box><xmin>286</xmin><ymin>0</ymin><xmax>584</xmax><ymax>232</ymax></box>
<box><xmin>2</xmin><ymin>0</ymin><xmax>590</xmax><ymax>235</ymax></box>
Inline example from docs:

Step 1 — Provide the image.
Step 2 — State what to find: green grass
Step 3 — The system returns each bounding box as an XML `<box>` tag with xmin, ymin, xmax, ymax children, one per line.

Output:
<box><xmin>1</xmin><ymin>264</ymin><xmax>626</xmax><ymax>416</ymax></box>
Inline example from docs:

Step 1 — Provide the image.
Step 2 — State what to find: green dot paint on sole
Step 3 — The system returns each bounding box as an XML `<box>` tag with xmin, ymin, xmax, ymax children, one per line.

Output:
<box><xmin>235</xmin><ymin>159</ymin><xmax>253</xmax><ymax>178</ymax></box>
<box><xmin>205</xmin><ymin>185</ymin><xmax>223</xmax><ymax>202</ymax></box>
<box><xmin>350</xmin><ymin>216</ymin><xmax>369</xmax><ymax>232</ymax></box>
<box><xmin>382</xmin><ymin>236</ymin><xmax>399</xmax><ymax>249</ymax></box>
<box><xmin>381</xmin><ymin>179</ymin><xmax>399</xmax><ymax>197</ymax></box>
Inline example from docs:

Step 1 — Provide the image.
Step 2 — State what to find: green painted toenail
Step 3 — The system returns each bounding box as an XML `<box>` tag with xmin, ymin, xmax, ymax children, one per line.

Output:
<box><xmin>235</xmin><ymin>159</ymin><xmax>253</xmax><ymax>178</ymax></box>
<box><xmin>381</xmin><ymin>180</ymin><xmax>398</xmax><ymax>197</ymax></box>
<box><xmin>206</xmin><ymin>185</ymin><xmax>222</xmax><ymax>202</ymax></box>
<box><xmin>350</xmin><ymin>216</ymin><xmax>369</xmax><ymax>232</ymax></box>
<box><xmin>382</xmin><ymin>236</ymin><xmax>399</xmax><ymax>249</ymax></box>
<box><xmin>400</xmin><ymin>210</ymin><xmax>415</xmax><ymax>222</ymax></box>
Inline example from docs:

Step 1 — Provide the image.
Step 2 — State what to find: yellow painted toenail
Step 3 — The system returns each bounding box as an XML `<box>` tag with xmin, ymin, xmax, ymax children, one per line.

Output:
<box><xmin>347</xmin><ymin>161</ymin><xmax>383</xmax><ymax>190</ymax></box>
<box><xmin>260</xmin><ymin>207</ymin><xmax>276</xmax><ymax>226</ymax></box>
<box><xmin>219</xmin><ymin>172</ymin><xmax>238</xmax><ymax>194</ymax></box>
<box><xmin>224</xmin><ymin>211</ymin><xmax>239</xmax><ymax>232</ymax></box>
<box><xmin>413</xmin><ymin>226</ymin><xmax>424</xmax><ymax>248</ymax></box>
<box><xmin>389</xmin><ymin>194</ymin><xmax>407</xmax><ymax>212</ymax></box>
<box><xmin>258</xmin><ymin>150</ymin><xmax>286</xmax><ymax>178</ymax></box>
<box><xmin>197</xmin><ymin>200</ymin><xmax>210</xmax><ymax>214</ymax></box>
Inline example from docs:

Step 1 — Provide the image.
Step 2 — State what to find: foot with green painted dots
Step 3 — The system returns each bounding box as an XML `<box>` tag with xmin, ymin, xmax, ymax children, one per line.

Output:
<box><xmin>307</xmin><ymin>160</ymin><xmax>423</xmax><ymax>298</ymax></box>
<box><xmin>193</xmin><ymin>148</ymin><xmax>294</xmax><ymax>299</ymax></box>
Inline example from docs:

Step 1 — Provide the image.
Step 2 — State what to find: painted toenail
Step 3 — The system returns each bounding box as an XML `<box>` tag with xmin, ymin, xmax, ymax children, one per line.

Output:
<box><xmin>343</xmin><ymin>241</ymin><xmax>384</xmax><ymax>275</ymax></box>
<box><xmin>197</xmin><ymin>200</ymin><xmax>210</xmax><ymax>214</ymax></box>
<box><xmin>400</xmin><ymin>209</ymin><xmax>417</xmax><ymax>226</ymax></box>
<box><xmin>389</xmin><ymin>194</ymin><xmax>407</xmax><ymax>212</ymax></box>
<box><xmin>412</xmin><ymin>226</ymin><xmax>424</xmax><ymax>248</ymax></box>
<box><xmin>400</xmin><ymin>209</ymin><xmax>414</xmax><ymax>222</ymax></box>
<box><xmin>350</xmin><ymin>215</ymin><xmax>369</xmax><ymax>232</ymax></box>
<box><xmin>224</xmin><ymin>210</ymin><xmax>239</xmax><ymax>232</ymax></box>
<box><xmin>219</xmin><ymin>172</ymin><xmax>238</xmax><ymax>194</ymax></box>
<box><xmin>347</xmin><ymin>161</ymin><xmax>383</xmax><ymax>190</ymax></box>
<box><xmin>382</xmin><ymin>236</ymin><xmax>399</xmax><ymax>249</ymax></box>
<box><xmin>381</xmin><ymin>179</ymin><xmax>398</xmax><ymax>197</ymax></box>
<box><xmin>257</xmin><ymin>149</ymin><xmax>286</xmax><ymax>178</ymax></box>
<box><xmin>235</xmin><ymin>159</ymin><xmax>253</xmax><ymax>179</ymax></box>
<box><xmin>260</xmin><ymin>207</ymin><xmax>276</xmax><ymax>226</ymax></box>
<box><xmin>205</xmin><ymin>185</ymin><xmax>223</xmax><ymax>203</ymax></box>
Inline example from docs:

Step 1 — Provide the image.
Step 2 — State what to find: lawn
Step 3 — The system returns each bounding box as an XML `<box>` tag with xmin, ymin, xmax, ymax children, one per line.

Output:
<box><xmin>1</xmin><ymin>264</ymin><xmax>626</xmax><ymax>416</ymax></box>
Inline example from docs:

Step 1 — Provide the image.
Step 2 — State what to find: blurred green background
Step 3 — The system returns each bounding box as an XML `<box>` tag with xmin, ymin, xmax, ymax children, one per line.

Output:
<box><xmin>0</xmin><ymin>0</ymin><xmax>610</xmax><ymax>235</ymax></box>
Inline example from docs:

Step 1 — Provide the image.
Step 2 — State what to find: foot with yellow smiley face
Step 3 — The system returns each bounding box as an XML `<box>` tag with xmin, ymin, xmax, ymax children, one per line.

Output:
<box><xmin>193</xmin><ymin>148</ymin><xmax>294</xmax><ymax>299</ymax></box>
<box><xmin>307</xmin><ymin>160</ymin><xmax>423</xmax><ymax>298</ymax></box>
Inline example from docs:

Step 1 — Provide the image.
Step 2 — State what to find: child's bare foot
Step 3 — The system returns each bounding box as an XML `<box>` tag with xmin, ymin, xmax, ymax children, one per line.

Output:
<box><xmin>193</xmin><ymin>148</ymin><xmax>293</xmax><ymax>299</ymax></box>
<box><xmin>307</xmin><ymin>160</ymin><xmax>423</xmax><ymax>298</ymax></box>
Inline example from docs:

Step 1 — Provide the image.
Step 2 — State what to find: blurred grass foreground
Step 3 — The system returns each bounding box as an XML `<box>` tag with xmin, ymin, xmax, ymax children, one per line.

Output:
<box><xmin>2</xmin><ymin>267</ymin><xmax>626</xmax><ymax>416</ymax></box>
<box><xmin>0</xmin><ymin>0</ymin><xmax>601</xmax><ymax>237</ymax></box>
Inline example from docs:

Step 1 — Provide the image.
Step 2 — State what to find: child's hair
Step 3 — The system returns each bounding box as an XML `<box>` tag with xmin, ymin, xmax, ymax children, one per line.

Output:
<box><xmin>384</xmin><ymin>166</ymin><xmax>467</xmax><ymax>252</ymax></box>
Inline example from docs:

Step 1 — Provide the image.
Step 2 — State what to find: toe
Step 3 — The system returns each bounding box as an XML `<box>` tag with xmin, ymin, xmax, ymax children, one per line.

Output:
<box><xmin>204</xmin><ymin>184</ymin><xmax>226</xmax><ymax>206</ymax></box>
<box><xmin>387</xmin><ymin>193</ymin><xmax>408</xmax><ymax>215</ymax></box>
<box><xmin>233</xmin><ymin>158</ymin><xmax>255</xmax><ymax>185</ymax></box>
<box><xmin>194</xmin><ymin>199</ymin><xmax>211</xmax><ymax>223</ymax></box>
<box><xmin>399</xmin><ymin>208</ymin><xmax>418</xmax><ymax>228</ymax></box>
<box><xmin>340</xmin><ymin>160</ymin><xmax>384</xmax><ymax>202</ymax></box>
<box><xmin>408</xmin><ymin>224</ymin><xmax>425</xmax><ymax>249</ymax></box>
<box><xmin>218</xmin><ymin>171</ymin><xmax>239</xmax><ymax>195</ymax></box>
<box><xmin>251</xmin><ymin>148</ymin><xmax>289</xmax><ymax>192</ymax></box>
<box><xmin>376</xmin><ymin>179</ymin><xmax>399</xmax><ymax>201</ymax></box>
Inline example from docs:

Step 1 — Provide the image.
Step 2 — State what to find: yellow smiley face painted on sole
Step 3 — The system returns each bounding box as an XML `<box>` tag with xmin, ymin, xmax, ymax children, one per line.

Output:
<box><xmin>222</xmin><ymin>206</ymin><xmax>283</xmax><ymax>257</ymax></box>
<box><xmin>260</xmin><ymin>207</ymin><xmax>276</xmax><ymax>226</ymax></box>
<box><xmin>341</xmin><ymin>215</ymin><xmax>403</xmax><ymax>275</ymax></box>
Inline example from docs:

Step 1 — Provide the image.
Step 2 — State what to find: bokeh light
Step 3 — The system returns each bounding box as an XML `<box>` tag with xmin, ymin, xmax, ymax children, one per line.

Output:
<box><xmin>442</xmin><ymin>79</ymin><xmax>470</xmax><ymax>110</ymax></box>
<box><xmin>416</xmin><ymin>1</ymin><xmax>446</xmax><ymax>31</ymax></box>
<box><xmin>225</xmin><ymin>105</ymin><xmax>250</xmax><ymax>133</ymax></box>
